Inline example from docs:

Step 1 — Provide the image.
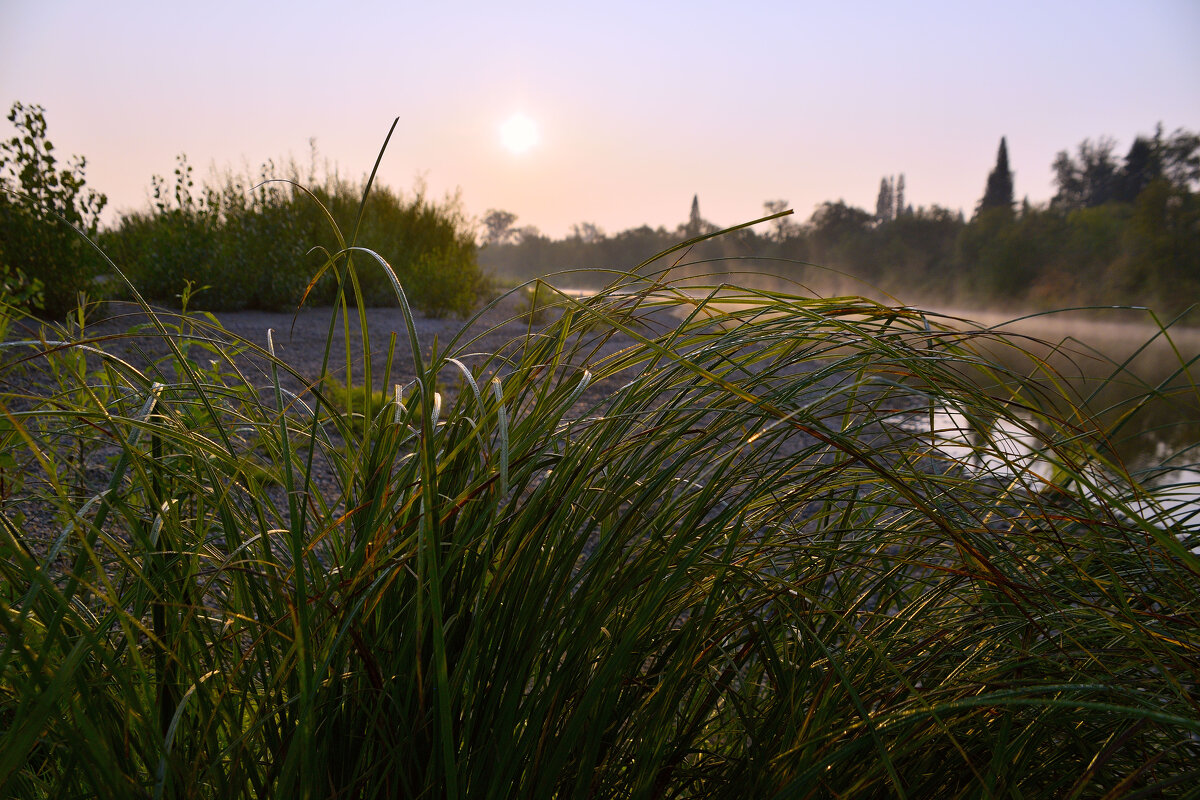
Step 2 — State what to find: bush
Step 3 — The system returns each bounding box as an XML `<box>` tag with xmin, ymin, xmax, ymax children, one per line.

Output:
<box><xmin>104</xmin><ymin>160</ymin><xmax>482</xmax><ymax>316</ymax></box>
<box><xmin>0</xmin><ymin>102</ymin><xmax>108</xmax><ymax>316</ymax></box>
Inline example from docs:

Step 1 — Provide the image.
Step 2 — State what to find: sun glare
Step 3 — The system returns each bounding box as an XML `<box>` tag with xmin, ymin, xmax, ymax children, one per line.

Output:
<box><xmin>499</xmin><ymin>113</ymin><xmax>540</xmax><ymax>155</ymax></box>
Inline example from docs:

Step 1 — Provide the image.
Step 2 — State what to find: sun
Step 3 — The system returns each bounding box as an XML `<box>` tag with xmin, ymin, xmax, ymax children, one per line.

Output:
<box><xmin>499</xmin><ymin>113</ymin><xmax>540</xmax><ymax>155</ymax></box>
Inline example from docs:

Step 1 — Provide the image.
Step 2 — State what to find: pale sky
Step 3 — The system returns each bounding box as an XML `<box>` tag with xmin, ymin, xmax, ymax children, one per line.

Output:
<box><xmin>2</xmin><ymin>1</ymin><xmax>1198</xmax><ymax>238</ymax></box>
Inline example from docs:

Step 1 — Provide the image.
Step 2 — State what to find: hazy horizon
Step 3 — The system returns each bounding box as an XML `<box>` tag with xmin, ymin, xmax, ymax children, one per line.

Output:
<box><xmin>2</xmin><ymin>1</ymin><xmax>1198</xmax><ymax>238</ymax></box>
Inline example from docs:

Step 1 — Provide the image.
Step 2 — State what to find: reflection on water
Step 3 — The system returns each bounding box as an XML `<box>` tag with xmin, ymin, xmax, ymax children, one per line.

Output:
<box><xmin>899</xmin><ymin>401</ymin><xmax>1199</xmax><ymax>549</ymax></box>
<box><xmin>646</xmin><ymin>286</ymin><xmax>1200</xmax><ymax>465</ymax></box>
<box><xmin>1133</xmin><ymin>467</ymin><xmax>1200</xmax><ymax>532</ymax></box>
<box><xmin>566</xmin><ymin>284</ymin><xmax>1200</xmax><ymax>542</ymax></box>
<box><xmin>693</xmin><ymin>277</ymin><xmax>1200</xmax><ymax>466</ymax></box>
<box><xmin>879</xmin><ymin>303</ymin><xmax>1200</xmax><ymax>546</ymax></box>
<box><xmin>915</xmin><ymin>305</ymin><xmax>1200</xmax><ymax>469</ymax></box>
<box><xmin>898</xmin><ymin>405</ymin><xmax>1055</xmax><ymax>483</ymax></box>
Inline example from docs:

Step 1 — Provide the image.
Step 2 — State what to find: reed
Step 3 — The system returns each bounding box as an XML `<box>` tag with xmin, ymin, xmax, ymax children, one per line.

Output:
<box><xmin>1</xmin><ymin>183</ymin><xmax>1197</xmax><ymax>798</ymax></box>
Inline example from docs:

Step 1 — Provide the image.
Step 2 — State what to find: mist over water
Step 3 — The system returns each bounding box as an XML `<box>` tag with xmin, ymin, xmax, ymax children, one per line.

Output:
<box><xmin>555</xmin><ymin>273</ymin><xmax>1200</xmax><ymax>470</ymax></box>
<box><xmin>716</xmin><ymin>271</ymin><xmax>1200</xmax><ymax>458</ymax></box>
<box><xmin>935</xmin><ymin>306</ymin><xmax>1200</xmax><ymax>464</ymax></box>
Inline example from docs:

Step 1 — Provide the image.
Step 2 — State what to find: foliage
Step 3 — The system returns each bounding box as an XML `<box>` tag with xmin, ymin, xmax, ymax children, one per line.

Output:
<box><xmin>2</xmin><ymin>215</ymin><xmax>1198</xmax><ymax>795</ymax></box>
<box><xmin>103</xmin><ymin>160</ymin><xmax>483</xmax><ymax>316</ymax></box>
<box><xmin>978</xmin><ymin>137</ymin><xmax>1014</xmax><ymax>214</ymax></box>
<box><xmin>0</xmin><ymin>104</ymin><xmax>480</xmax><ymax>318</ymax></box>
<box><xmin>1114</xmin><ymin>135</ymin><xmax>1159</xmax><ymax>203</ymax></box>
<box><xmin>0</xmin><ymin>102</ymin><xmax>108</xmax><ymax>316</ymax></box>
<box><xmin>483</xmin><ymin>125</ymin><xmax>1200</xmax><ymax>320</ymax></box>
<box><xmin>481</xmin><ymin>208</ymin><xmax>518</xmax><ymax>246</ymax></box>
<box><xmin>1052</xmin><ymin>137</ymin><xmax>1121</xmax><ymax>211</ymax></box>
<box><xmin>320</xmin><ymin>375</ymin><xmax>387</xmax><ymax>418</ymax></box>
<box><xmin>683</xmin><ymin>193</ymin><xmax>717</xmax><ymax>238</ymax></box>
<box><xmin>874</xmin><ymin>175</ymin><xmax>906</xmax><ymax>223</ymax></box>
<box><xmin>302</xmin><ymin>178</ymin><xmax>482</xmax><ymax>315</ymax></box>
<box><xmin>762</xmin><ymin>199</ymin><xmax>798</xmax><ymax>241</ymax></box>
<box><xmin>1111</xmin><ymin>178</ymin><xmax>1200</xmax><ymax>303</ymax></box>
<box><xmin>0</xmin><ymin>265</ymin><xmax>43</xmax><ymax>311</ymax></box>
<box><xmin>8</xmin><ymin>101</ymin><xmax>1194</xmax><ymax>324</ymax></box>
<box><xmin>513</xmin><ymin>279</ymin><xmax>551</xmax><ymax>323</ymax></box>
<box><xmin>1053</xmin><ymin>126</ymin><xmax>1200</xmax><ymax>212</ymax></box>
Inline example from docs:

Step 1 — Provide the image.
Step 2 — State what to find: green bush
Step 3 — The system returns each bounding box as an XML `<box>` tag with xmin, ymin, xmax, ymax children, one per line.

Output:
<box><xmin>100</xmin><ymin>157</ymin><xmax>221</xmax><ymax>305</ymax></box>
<box><xmin>0</xmin><ymin>102</ymin><xmax>107</xmax><ymax>317</ymax></box>
<box><xmin>104</xmin><ymin>160</ymin><xmax>482</xmax><ymax>316</ymax></box>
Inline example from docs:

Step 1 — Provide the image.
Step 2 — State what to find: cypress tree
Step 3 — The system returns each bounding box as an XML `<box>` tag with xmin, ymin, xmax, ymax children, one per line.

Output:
<box><xmin>978</xmin><ymin>137</ymin><xmax>1015</xmax><ymax>214</ymax></box>
<box><xmin>686</xmin><ymin>194</ymin><xmax>702</xmax><ymax>236</ymax></box>
<box><xmin>875</xmin><ymin>177</ymin><xmax>894</xmax><ymax>223</ymax></box>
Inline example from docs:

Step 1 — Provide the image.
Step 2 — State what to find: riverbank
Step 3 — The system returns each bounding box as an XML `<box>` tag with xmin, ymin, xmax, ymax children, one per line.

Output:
<box><xmin>3</xmin><ymin>281</ymin><xmax>1197</xmax><ymax>796</ymax></box>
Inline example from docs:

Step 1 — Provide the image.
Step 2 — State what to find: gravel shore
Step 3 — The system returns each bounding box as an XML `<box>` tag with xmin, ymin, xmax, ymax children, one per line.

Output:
<box><xmin>47</xmin><ymin>291</ymin><xmax>682</xmax><ymax>399</ymax></box>
<box><xmin>1</xmin><ymin>292</ymin><xmax>680</xmax><ymax>554</ymax></box>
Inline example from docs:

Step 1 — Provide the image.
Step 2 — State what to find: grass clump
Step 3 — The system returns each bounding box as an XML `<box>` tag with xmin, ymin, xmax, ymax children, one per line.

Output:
<box><xmin>1</xmin><ymin>186</ymin><xmax>1198</xmax><ymax>798</ymax></box>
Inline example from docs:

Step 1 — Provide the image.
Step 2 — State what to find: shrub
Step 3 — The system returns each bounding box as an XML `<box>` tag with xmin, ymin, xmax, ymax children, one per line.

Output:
<box><xmin>0</xmin><ymin>102</ymin><xmax>107</xmax><ymax>316</ymax></box>
<box><xmin>105</xmin><ymin>161</ymin><xmax>482</xmax><ymax>316</ymax></box>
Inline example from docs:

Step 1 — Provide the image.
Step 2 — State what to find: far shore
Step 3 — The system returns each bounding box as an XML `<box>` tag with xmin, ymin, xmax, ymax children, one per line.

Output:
<box><xmin>548</xmin><ymin>283</ymin><xmax>1200</xmax><ymax>362</ymax></box>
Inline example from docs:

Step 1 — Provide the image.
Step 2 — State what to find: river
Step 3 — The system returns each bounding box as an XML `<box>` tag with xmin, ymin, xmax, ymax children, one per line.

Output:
<box><xmin>561</xmin><ymin>285</ymin><xmax>1200</xmax><ymax>536</ymax></box>
<box><xmin>888</xmin><ymin>305</ymin><xmax>1200</xmax><ymax>537</ymax></box>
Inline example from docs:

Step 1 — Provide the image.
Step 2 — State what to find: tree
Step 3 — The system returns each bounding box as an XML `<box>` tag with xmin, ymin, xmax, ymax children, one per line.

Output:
<box><xmin>515</xmin><ymin>225</ymin><xmax>542</xmax><ymax>243</ymax></box>
<box><xmin>1114</xmin><ymin>178</ymin><xmax>1200</xmax><ymax>314</ymax></box>
<box><xmin>875</xmin><ymin>177</ymin><xmax>894</xmax><ymax>223</ymax></box>
<box><xmin>1114</xmin><ymin>136</ymin><xmax>1159</xmax><ymax>204</ymax></box>
<box><xmin>1158</xmin><ymin>126</ymin><xmax>1200</xmax><ymax>191</ymax></box>
<box><xmin>482</xmin><ymin>208</ymin><xmax>518</xmax><ymax>246</ymax></box>
<box><xmin>0</xmin><ymin>101</ymin><xmax>108</xmax><ymax>314</ymax></box>
<box><xmin>1051</xmin><ymin>137</ymin><xmax>1118</xmax><ymax>211</ymax></box>
<box><xmin>763</xmin><ymin>199</ymin><xmax>796</xmax><ymax>241</ymax></box>
<box><xmin>686</xmin><ymin>194</ymin><xmax>710</xmax><ymax>237</ymax></box>
<box><xmin>978</xmin><ymin>137</ymin><xmax>1014</xmax><ymax>215</ymax></box>
<box><xmin>810</xmin><ymin>201</ymin><xmax>874</xmax><ymax>260</ymax></box>
<box><xmin>1069</xmin><ymin>126</ymin><xmax>1198</xmax><ymax>207</ymax></box>
<box><xmin>570</xmin><ymin>221</ymin><xmax>605</xmax><ymax>244</ymax></box>
<box><xmin>895</xmin><ymin>174</ymin><xmax>906</xmax><ymax>218</ymax></box>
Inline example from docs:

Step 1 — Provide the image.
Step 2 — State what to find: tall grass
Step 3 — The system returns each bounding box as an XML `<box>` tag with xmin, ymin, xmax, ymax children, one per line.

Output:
<box><xmin>1</xmin><ymin>191</ymin><xmax>1198</xmax><ymax>798</ymax></box>
<box><xmin>100</xmin><ymin>154</ymin><xmax>482</xmax><ymax>316</ymax></box>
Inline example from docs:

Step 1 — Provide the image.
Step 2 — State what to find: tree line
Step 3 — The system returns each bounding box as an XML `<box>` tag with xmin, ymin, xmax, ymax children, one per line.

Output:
<box><xmin>481</xmin><ymin>126</ymin><xmax>1200</xmax><ymax>319</ymax></box>
<box><xmin>3</xmin><ymin>101</ymin><xmax>1196</xmax><ymax>320</ymax></box>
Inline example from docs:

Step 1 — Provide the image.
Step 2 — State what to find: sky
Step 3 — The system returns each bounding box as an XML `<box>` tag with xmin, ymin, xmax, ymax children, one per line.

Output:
<box><xmin>2</xmin><ymin>1</ymin><xmax>1198</xmax><ymax>239</ymax></box>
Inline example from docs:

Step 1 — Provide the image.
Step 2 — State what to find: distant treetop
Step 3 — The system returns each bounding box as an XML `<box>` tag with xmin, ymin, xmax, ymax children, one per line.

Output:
<box><xmin>978</xmin><ymin>137</ymin><xmax>1015</xmax><ymax>215</ymax></box>
<box><xmin>1052</xmin><ymin>125</ymin><xmax>1200</xmax><ymax>211</ymax></box>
